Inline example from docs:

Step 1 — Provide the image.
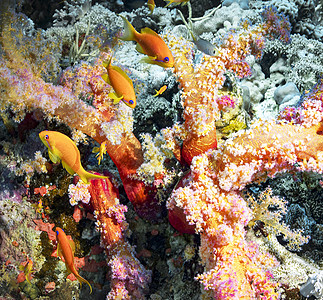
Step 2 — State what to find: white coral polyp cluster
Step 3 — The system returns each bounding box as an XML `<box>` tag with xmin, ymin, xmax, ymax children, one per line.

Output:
<box><xmin>68</xmin><ymin>181</ymin><xmax>91</xmax><ymax>206</ymax></box>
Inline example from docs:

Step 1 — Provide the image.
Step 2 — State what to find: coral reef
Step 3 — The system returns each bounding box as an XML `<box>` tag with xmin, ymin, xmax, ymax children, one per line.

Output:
<box><xmin>0</xmin><ymin>0</ymin><xmax>322</xmax><ymax>299</ymax></box>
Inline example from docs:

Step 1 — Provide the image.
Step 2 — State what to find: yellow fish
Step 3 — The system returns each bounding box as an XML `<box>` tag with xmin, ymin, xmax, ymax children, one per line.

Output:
<box><xmin>56</xmin><ymin>227</ymin><xmax>92</xmax><ymax>294</ymax></box>
<box><xmin>119</xmin><ymin>15</ymin><xmax>174</xmax><ymax>68</ymax></box>
<box><xmin>39</xmin><ymin>131</ymin><xmax>108</xmax><ymax>184</ymax></box>
<box><xmin>18</xmin><ymin>257</ymin><xmax>33</xmax><ymax>284</ymax></box>
<box><xmin>101</xmin><ymin>56</ymin><xmax>137</xmax><ymax>109</ymax></box>
<box><xmin>164</xmin><ymin>0</ymin><xmax>190</xmax><ymax>7</ymax></box>
<box><xmin>153</xmin><ymin>85</ymin><xmax>167</xmax><ymax>97</ymax></box>
<box><xmin>92</xmin><ymin>141</ymin><xmax>107</xmax><ymax>165</ymax></box>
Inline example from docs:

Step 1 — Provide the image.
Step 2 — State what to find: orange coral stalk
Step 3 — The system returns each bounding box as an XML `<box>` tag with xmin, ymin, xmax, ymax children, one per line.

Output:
<box><xmin>88</xmin><ymin>175</ymin><xmax>151</xmax><ymax>298</ymax></box>
<box><xmin>88</xmin><ymin>173</ymin><xmax>124</xmax><ymax>248</ymax></box>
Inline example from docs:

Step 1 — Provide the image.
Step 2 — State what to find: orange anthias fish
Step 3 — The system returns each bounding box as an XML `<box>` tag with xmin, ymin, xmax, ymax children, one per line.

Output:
<box><xmin>101</xmin><ymin>56</ymin><xmax>137</xmax><ymax>108</ymax></box>
<box><xmin>164</xmin><ymin>0</ymin><xmax>190</xmax><ymax>7</ymax></box>
<box><xmin>92</xmin><ymin>141</ymin><xmax>107</xmax><ymax>165</ymax></box>
<box><xmin>147</xmin><ymin>0</ymin><xmax>155</xmax><ymax>13</ymax></box>
<box><xmin>119</xmin><ymin>15</ymin><xmax>174</xmax><ymax>68</ymax></box>
<box><xmin>18</xmin><ymin>257</ymin><xmax>33</xmax><ymax>284</ymax></box>
<box><xmin>55</xmin><ymin>227</ymin><xmax>92</xmax><ymax>294</ymax></box>
<box><xmin>39</xmin><ymin>131</ymin><xmax>108</xmax><ymax>184</ymax></box>
<box><xmin>153</xmin><ymin>85</ymin><xmax>167</xmax><ymax>97</ymax></box>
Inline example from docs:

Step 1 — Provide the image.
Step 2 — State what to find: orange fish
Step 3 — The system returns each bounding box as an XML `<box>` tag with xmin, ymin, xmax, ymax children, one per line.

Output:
<box><xmin>164</xmin><ymin>0</ymin><xmax>190</xmax><ymax>6</ymax></box>
<box><xmin>147</xmin><ymin>0</ymin><xmax>155</xmax><ymax>13</ymax></box>
<box><xmin>18</xmin><ymin>257</ymin><xmax>33</xmax><ymax>284</ymax></box>
<box><xmin>36</xmin><ymin>199</ymin><xmax>43</xmax><ymax>213</ymax></box>
<box><xmin>119</xmin><ymin>15</ymin><xmax>174</xmax><ymax>68</ymax></box>
<box><xmin>153</xmin><ymin>85</ymin><xmax>167</xmax><ymax>97</ymax></box>
<box><xmin>92</xmin><ymin>141</ymin><xmax>107</xmax><ymax>165</ymax></box>
<box><xmin>55</xmin><ymin>227</ymin><xmax>92</xmax><ymax>294</ymax></box>
<box><xmin>39</xmin><ymin>131</ymin><xmax>108</xmax><ymax>184</ymax></box>
<box><xmin>101</xmin><ymin>56</ymin><xmax>136</xmax><ymax>108</ymax></box>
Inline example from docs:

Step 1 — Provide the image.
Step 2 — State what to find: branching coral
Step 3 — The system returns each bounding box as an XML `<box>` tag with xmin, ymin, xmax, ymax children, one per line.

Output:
<box><xmin>1</xmin><ymin>3</ymin><xmax>322</xmax><ymax>299</ymax></box>
<box><xmin>164</xmin><ymin>5</ymin><xmax>291</xmax><ymax>165</ymax></box>
<box><xmin>167</xmin><ymin>110</ymin><xmax>323</xmax><ymax>298</ymax></box>
<box><xmin>0</xmin><ymin>11</ymin><xmax>162</xmax><ymax>220</ymax></box>
<box><xmin>87</xmin><ymin>174</ymin><xmax>151</xmax><ymax>299</ymax></box>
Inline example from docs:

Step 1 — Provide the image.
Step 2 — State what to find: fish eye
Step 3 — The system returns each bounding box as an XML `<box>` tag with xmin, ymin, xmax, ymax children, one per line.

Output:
<box><xmin>129</xmin><ymin>100</ymin><xmax>134</xmax><ymax>105</ymax></box>
<box><xmin>56</xmin><ymin>230</ymin><xmax>59</xmax><ymax>235</ymax></box>
<box><xmin>45</xmin><ymin>135</ymin><xmax>49</xmax><ymax>140</ymax></box>
<box><xmin>164</xmin><ymin>57</ymin><xmax>169</xmax><ymax>62</ymax></box>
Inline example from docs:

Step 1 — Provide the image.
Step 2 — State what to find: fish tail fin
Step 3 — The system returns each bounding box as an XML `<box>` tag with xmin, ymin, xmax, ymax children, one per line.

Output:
<box><xmin>76</xmin><ymin>273</ymin><xmax>92</xmax><ymax>294</ymax></box>
<box><xmin>25</xmin><ymin>274</ymin><xmax>32</xmax><ymax>285</ymax></box>
<box><xmin>118</xmin><ymin>15</ymin><xmax>137</xmax><ymax>41</ymax></box>
<box><xmin>79</xmin><ymin>169</ymin><xmax>109</xmax><ymax>184</ymax></box>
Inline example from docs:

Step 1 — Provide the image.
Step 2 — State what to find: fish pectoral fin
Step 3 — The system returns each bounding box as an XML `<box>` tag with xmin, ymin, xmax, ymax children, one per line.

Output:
<box><xmin>135</xmin><ymin>43</ymin><xmax>146</xmax><ymax>54</ymax></box>
<box><xmin>48</xmin><ymin>149</ymin><xmax>61</xmax><ymax>164</ymax></box>
<box><xmin>61</xmin><ymin>160</ymin><xmax>75</xmax><ymax>175</ymax></box>
<box><xmin>109</xmin><ymin>92</ymin><xmax>123</xmax><ymax>104</ymax></box>
<box><xmin>101</xmin><ymin>73</ymin><xmax>111</xmax><ymax>85</ymax></box>
<box><xmin>57</xmin><ymin>243</ymin><xmax>63</xmax><ymax>260</ymax></box>
<box><xmin>140</xmin><ymin>56</ymin><xmax>157</xmax><ymax>65</ymax></box>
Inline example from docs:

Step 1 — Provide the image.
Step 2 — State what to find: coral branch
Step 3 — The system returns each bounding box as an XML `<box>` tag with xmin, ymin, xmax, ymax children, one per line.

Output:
<box><xmin>88</xmin><ymin>175</ymin><xmax>151</xmax><ymax>298</ymax></box>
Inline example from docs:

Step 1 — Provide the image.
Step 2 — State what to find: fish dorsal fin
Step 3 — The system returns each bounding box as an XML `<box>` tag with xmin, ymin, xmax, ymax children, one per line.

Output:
<box><xmin>101</xmin><ymin>73</ymin><xmax>111</xmax><ymax>85</ymax></box>
<box><xmin>62</xmin><ymin>160</ymin><xmax>75</xmax><ymax>175</ymax></box>
<box><xmin>141</xmin><ymin>27</ymin><xmax>160</xmax><ymax>38</ymax></box>
<box><xmin>48</xmin><ymin>149</ymin><xmax>61</xmax><ymax>164</ymax></box>
<box><xmin>110</xmin><ymin>65</ymin><xmax>134</xmax><ymax>87</ymax></box>
<box><xmin>68</xmin><ymin>238</ymin><xmax>75</xmax><ymax>254</ymax></box>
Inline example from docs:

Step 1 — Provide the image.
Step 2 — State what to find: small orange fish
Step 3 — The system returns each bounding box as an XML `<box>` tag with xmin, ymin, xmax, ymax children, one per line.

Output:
<box><xmin>164</xmin><ymin>0</ymin><xmax>190</xmax><ymax>7</ymax></box>
<box><xmin>153</xmin><ymin>85</ymin><xmax>167</xmax><ymax>97</ymax></box>
<box><xmin>39</xmin><ymin>131</ymin><xmax>108</xmax><ymax>184</ymax></box>
<box><xmin>92</xmin><ymin>141</ymin><xmax>107</xmax><ymax>165</ymax></box>
<box><xmin>55</xmin><ymin>227</ymin><xmax>92</xmax><ymax>294</ymax></box>
<box><xmin>36</xmin><ymin>199</ymin><xmax>43</xmax><ymax>213</ymax></box>
<box><xmin>147</xmin><ymin>0</ymin><xmax>155</xmax><ymax>13</ymax></box>
<box><xmin>119</xmin><ymin>15</ymin><xmax>174</xmax><ymax>68</ymax></box>
<box><xmin>18</xmin><ymin>257</ymin><xmax>33</xmax><ymax>284</ymax></box>
<box><xmin>101</xmin><ymin>56</ymin><xmax>137</xmax><ymax>108</ymax></box>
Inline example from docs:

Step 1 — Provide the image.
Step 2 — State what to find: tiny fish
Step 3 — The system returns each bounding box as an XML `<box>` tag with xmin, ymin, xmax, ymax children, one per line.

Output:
<box><xmin>36</xmin><ymin>199</ymin><xmax>43</xmax><ymax>213</ymax></box>
<box><xmin>177</xmin><ymin>7</ymin><xmax>219</xmax><ymax>56</ymax></box>
<box><xmin>164</xmin><ymin>0</ymin><xmax>190</xmax><ymax>7</ymax></box>
<box><xmin>153</xmin><ymin>85</ymin><xmax>167</xmax><ymax>97</ymax></box>
<box><xmin>56</xmin><ymin>227</ymin><xmax>92</xmax><ymax>294</ymax></box>
<box><xmin>101</xmin><ymin>56</ymin><xmax>137</xmax><ymax>108</ymax></box>
<box><xmin>193</xmin><ymin>37</ymin><xmax>219</xmax><ymax>56</ymax></box>
<box><xmin>119</xmin><ymin>15</ymin><xmax>174</xmax><ymax>68</ymax></box>
<box><xmin>19</xmin><ymin>257</ymin><xmax>33</xmax><ymax>284</ymax></box>
<box><xmin>147</xmin><ymin>0</ymin><xmax>155</xmax><ymax>13</ymax></box>
<box><xmin>92</xmin><ymin>141</ymin><xmax>107</xmax><ymax>165</ymax></box>
<box><xmin>39</xmin><ymin>131</ymin><xmax>108</xmax><ymax>184</ymax></box>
